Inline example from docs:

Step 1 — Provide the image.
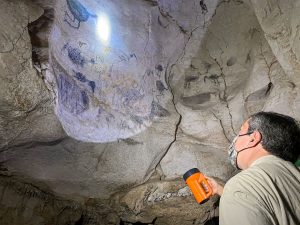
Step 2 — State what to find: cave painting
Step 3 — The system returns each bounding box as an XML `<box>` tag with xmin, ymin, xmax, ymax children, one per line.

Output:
<box><xmin>57</xmin><ymin>73</ymin><xmax>90</xmax><ymax>114</ymax></box>
<box><xmin>63</xmin><ymin>43</ymin><xmax>86</xmax><ymax>67</ymax></box>
<box><xmin>199</xmin><ymin>0</ymin><xmax>208</xmax><ymax>14</ymax></box>
<box><xmin>64</xmin><ymin>0</ymin><xmax>97</xmax><ymax>29</ymax></box>
<box><xmin>50</xmin><ymin>0</ymin><xmax>170</xmax><ymax>142</ymax></box>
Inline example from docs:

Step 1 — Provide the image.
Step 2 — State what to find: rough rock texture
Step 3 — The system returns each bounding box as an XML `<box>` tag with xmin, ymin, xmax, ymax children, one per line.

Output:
<box><xmin>0</xmin><ymin>0</ymin><xmax>65</xmax><ymax>150</ymax></box>
<box><xmin>1</xmin><ymin>0</ymin><xmax>300</xmax><ymax>224</ymax></box>
<box><xmin>116</xmin><ymin>179</ymin><xmax>219</xmax><ymax>225</ymax></box>
<box><xmin>251</xmin><ymin>0</ymin><xmax>300</xmax><ymax>86</ymax></box>
<box><xmin>0</xmin><ymin>175</ymin><xmax>119</xmax><ymax>225</ymax></box>
<box><xmin>2</xmin><ymin>135</ymin><xmax>179</xmax><ymax>199</ymax></box>
<box><xmin>0</xmin><ymin>175</ymin><xmax>218</xmax><ymax>225</ymax></box>
<box><xmin>48</xmin><ymin>0</ymin><xmax>219</xmax><ymax>143</ymax></box>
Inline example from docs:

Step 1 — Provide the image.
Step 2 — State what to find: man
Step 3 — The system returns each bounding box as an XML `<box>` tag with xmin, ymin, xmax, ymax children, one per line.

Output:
<box><xmin>207</xmin><ymin>112</ymin><xmax>300</xmax><ymax>225</ymax></box>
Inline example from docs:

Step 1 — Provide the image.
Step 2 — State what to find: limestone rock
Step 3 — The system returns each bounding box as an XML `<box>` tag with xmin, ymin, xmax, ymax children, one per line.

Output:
<box><xmin>0</xmin><ymin>174</ymin><xmax>125</xmax><ymax>225</ymax></box>
<box><xmin>49</xmin><ymin>0</ymin><xmax>184</xmax><ymax>142</ymax></box>
<box><xmin>0</xmin><ymin>0</ymin><xmax>65</xmax><ymax>150</ymax></box>
<box><xmin>250</xmin><ymin>0</ymin><xmax>300</xmax><ymax>85</ymax></box>
<box><xmin>0</xmin><ymin>175</ymin><xmax>83</xmax><ymax>225</ymax></box>
<box><xmin>1</xmin><ymin>128</ymin><xmax>176</xmax><ymax>199</ymax></box>
<box><xmin>2</xmin><ymin>0</ymin><xmax>300</xmax><ymax>224</ymax></box>
<box><xmin>160</xmin><ymin>134</ymin><xmax>234</xmax><ymax>181</ymax></box>
<box><xmin>117</xmin><ymin>179</ymin><xmax>219</xmax><ymax>224</ymax></box>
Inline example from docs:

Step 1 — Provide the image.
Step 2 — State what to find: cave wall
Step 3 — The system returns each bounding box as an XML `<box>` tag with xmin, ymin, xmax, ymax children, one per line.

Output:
<box><xmin>0</xmin><ymin>0</ymin><xmax>65</xmax><ymax>150</ymax></box>
<box><xmin>1</xmin><ymin>0</ymin><xmax>300</xmax><ymax>224</ymax></box>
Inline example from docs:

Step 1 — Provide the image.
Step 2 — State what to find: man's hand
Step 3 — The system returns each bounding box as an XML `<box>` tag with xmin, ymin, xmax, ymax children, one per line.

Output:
<box><xmin>205</xmin><ymin>176</ymin><xmax>224</xmax><ymax>196</ymax></box>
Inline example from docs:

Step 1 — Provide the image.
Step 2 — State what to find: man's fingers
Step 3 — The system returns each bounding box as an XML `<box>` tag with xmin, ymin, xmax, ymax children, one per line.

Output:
<box><xmin>202</xmin><ymin>182</ymin><xmax>210</xmax><ymax>193</ymax></box>
<box><xmin>205</xmin><ymin>176</ymin><xmax>216</xmax><ymax>185</ymax></box>
<box><xmin>204</xmin><ymin>175</ymin><xmax>214</xmax><ymax>181</ymax></box>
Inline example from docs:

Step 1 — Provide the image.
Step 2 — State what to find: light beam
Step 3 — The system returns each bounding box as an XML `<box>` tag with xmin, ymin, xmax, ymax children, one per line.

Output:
<box><xmin>96</xmin><ymin>14</ymin><xmax>110</xmax><ymax>44</ymax></box>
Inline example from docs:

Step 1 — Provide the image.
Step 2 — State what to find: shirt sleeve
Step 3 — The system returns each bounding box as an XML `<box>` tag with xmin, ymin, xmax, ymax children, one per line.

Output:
<box><xmin>219</xmin><ymin>190</ymin><xmax>274</xmax><ymax>225</ymax></box>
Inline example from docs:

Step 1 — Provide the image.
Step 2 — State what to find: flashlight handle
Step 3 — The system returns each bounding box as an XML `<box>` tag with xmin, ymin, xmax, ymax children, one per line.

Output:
<box><xmin>199</xmin><ymin>175</ymin><xmax>213</xmax><ymax>198</ymax></box>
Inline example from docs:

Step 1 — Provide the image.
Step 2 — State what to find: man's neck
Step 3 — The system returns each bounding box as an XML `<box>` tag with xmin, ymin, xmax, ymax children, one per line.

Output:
<box><xmin>247</xmin><ymin>147</ymin><xmax>271</xmax><ymax>168</ymax></box>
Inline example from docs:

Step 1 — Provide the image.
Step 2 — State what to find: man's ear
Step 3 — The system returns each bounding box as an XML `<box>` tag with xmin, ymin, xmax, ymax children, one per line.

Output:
<box><xmin>249</xmin><ymin>130</ymin><xmax>262</xmax><ymax>147</ymax></box>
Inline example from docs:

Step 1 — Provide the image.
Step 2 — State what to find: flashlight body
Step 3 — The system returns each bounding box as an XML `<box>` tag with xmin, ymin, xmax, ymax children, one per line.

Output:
<box><xmin>183</xmin><ymin>168</ymin><xmax>213</xmax><ymax>204</ymax></box>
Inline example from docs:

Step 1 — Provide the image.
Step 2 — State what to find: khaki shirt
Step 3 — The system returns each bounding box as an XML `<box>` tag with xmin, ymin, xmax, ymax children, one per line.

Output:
<box><xmin>219</xmin><ymin>155</ymin><xmax>300</xmax><ymax>225</ymax></box>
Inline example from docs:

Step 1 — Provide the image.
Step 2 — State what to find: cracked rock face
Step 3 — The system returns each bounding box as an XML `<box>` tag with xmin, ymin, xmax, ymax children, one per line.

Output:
<box><xmin>1</xmin><ymin>0</ymin><xmax>300</xmax><ymax>224</ymax></box>
<box><xmin>50</xmin><ymin>0</ymin><xmax>184</xmax><ymax>142</ymax></box>
<box><xmin>0</xmin><ymin>0</ymin><xmax>65</xmax><ymax>150</ymax></box>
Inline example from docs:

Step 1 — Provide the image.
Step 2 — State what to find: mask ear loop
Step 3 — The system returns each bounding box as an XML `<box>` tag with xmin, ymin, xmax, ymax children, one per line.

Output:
<box><xmin>235</xmin><ymin>134</ymin><xmax>261</xmax><ymax>170</ymax></box>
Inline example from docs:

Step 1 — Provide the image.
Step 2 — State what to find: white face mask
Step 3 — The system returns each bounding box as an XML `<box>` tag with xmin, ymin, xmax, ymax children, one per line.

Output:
<box><xmin>228</xmin><ymin>136</ymin><xmax>239</xmax><ymax>169</ymax></box>
<box><xmin>228</xmin><ymin>132</ymin><xmax>254</xmax><ymax>170</ymax></box>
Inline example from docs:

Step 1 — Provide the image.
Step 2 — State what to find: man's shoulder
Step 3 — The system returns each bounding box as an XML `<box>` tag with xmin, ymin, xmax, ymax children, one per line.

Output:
<box><xmin>221</xmin><ymin>156</ymin><xmax>300</xmax><ymax>225</ymax></box>
<box><xmin>223</xmin><ymin>169</ymin><xmax>254</xmax><ymax>193</ymax></box>
<box><xmin>221</xmin><ymin>169</ymin><xmax>264</xmax><ymax>210</ymax></box>
<box><xmin>251</xmin><ymin>155</ymin><xmax>300</xmax><ymax>179</ymax></box>
<box><xmin>223</xmin><ymin>159</ymin><xmax>274</xmax><ymax>195</ymax></box>
<box><xmin>224</xmin><ymin>155</ymin><xmax>300</xmax><ymax>196</ymax></box>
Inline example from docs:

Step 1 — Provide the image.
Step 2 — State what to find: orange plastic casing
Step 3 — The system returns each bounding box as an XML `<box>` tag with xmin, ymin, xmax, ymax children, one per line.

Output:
<box><xmin>184</xmin><ymin>169</ymin><xmax>212</xmax><ymax>204</ymax></box>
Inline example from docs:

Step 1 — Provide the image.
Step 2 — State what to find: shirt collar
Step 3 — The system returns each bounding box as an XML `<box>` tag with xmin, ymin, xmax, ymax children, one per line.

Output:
<box><xmin>250</xmin><ymin>154</ymin><xmax>279</xmax><ymax>167</ymax></box>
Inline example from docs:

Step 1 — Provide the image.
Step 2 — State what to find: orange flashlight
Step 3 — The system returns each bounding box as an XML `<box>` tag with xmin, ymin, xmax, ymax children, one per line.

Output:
<box><xmin>183</xmin><ymin>168</ymin><xmax>212</xmax><ymax>204</ymax></box>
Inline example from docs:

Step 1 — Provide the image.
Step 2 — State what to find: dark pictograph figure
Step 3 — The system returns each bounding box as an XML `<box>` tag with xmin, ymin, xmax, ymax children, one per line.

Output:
<box><xmin>67</xmin><ymin>47</ymin><xmax>86</xmax><ymax>66</ymax></box>
<box><xmin>57</xmin><ymin>74</ymin><xmax>89</xmax><ymax>114</ymax></box>
<box><xmin>200</xmin><ymin>0</ymin><xmax>208</xmax><ymax>14</ymax></box>
<box><xmin>130</xmin><ymin>115</ymin><xmax>144</xmax><ymax>125</ymax></box>
<box><xmin>204</xmin><ymin>74</ymin><xmax>221</xmax><ymax>85</ymax></box>
<box><xmin>155</xmin><ymin>64</ymin><xmax>164</xmax><ymax>77</ymax></box>
<box><xmin>81</xmin><ymin>91</ymin><xmax>89</xmax><ymax>106</ymax></box>
<box><xmin>73</xmin><ymin>71</ymin><xmax>96</xmax><ymax>93</ymax></box>
<box><xmin>64</xmin><ymin>0</ymin><xmax>97</xmax><ymax>29</ymax></box>
<box><xmin>184</xmin><ymin>75</ymin><xmax>199</xmax><ymax>89</ymax></box>
<box><xmin>155</xmin><ymin>64</ymin><xmax>163</xmax><ymax>72</ymax></box>
<box><xmin>62</xmin><ymin>43</ymin><xmax>86</xmax><ymax>67</ymax></box>
<box><xmin>97</xmin><ymin>105</ymin><xmax>104</xmax><ymax>116</ymax></box>
<box><xmin>96</xmin><ymin>105</ymin><xmax>116</xmax><ymax>128</ymax></box>
<box><xmin>88</xmin><ymin>81</ymin><xmax>96</xmax><ymax>93</ymax></box>
<box><xmin>74</xmin><ymin>71</ymin><xmax>87</xmax><ymax>82</ymax></box>
<box><xmin>245</xmin><ymin>51</ymin><xmax>251</xmax><ymax>64</ymax></box>
<box><xmin>150</xmin><ymin>101</ymin><xmax>170</xmax><ymax>118</ymax></box>
<box><xmin>118</xmin><ymin>52</ymin><xmax>137</xmax><ymax>63</ymax></box>
<box><xmin>130</xmin><ymin>53</ymin><xmax>137</xmax><ymax>60</ymax></box>
<box><xmin>121</xmin><ymin>88</ymin><xmax>144</xmax><ymax>106</ymax></box>
<box><xmin>156</xmin><ymin>80</ymin><xmax>167</xmax><ymax>94</ymax></box>
<box><xmin>106</xmin><ymin>113</ymin><xmax>115</xmax><ymax>123</ymax></box>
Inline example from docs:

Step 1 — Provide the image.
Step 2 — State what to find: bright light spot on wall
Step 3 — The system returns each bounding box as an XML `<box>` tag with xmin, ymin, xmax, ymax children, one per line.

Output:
<box><xmin>96</xmin><ymin>14</ymin><xmax>110</xmax><ymax>44</ymax></box>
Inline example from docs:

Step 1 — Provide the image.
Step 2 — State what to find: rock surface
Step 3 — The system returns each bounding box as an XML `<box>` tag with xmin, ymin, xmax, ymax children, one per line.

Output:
<box><xmin>0</xmin><ymin>0</ymin><xmax>65</xmax><ymax>150</ymax></box>
<box><xmin>1</xmin><ymin>0</ymin><xmax>300</xmax><ymax>224</ymax></box>
<box><xmin>47</xmin><ymin>0</ymin><xmax>220</xmax><ymax>143</ymax></box>
<box><xmin>0</xmin><ymin>175</ymin><xmax>119</xmax><ymax>225</ymax></box>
